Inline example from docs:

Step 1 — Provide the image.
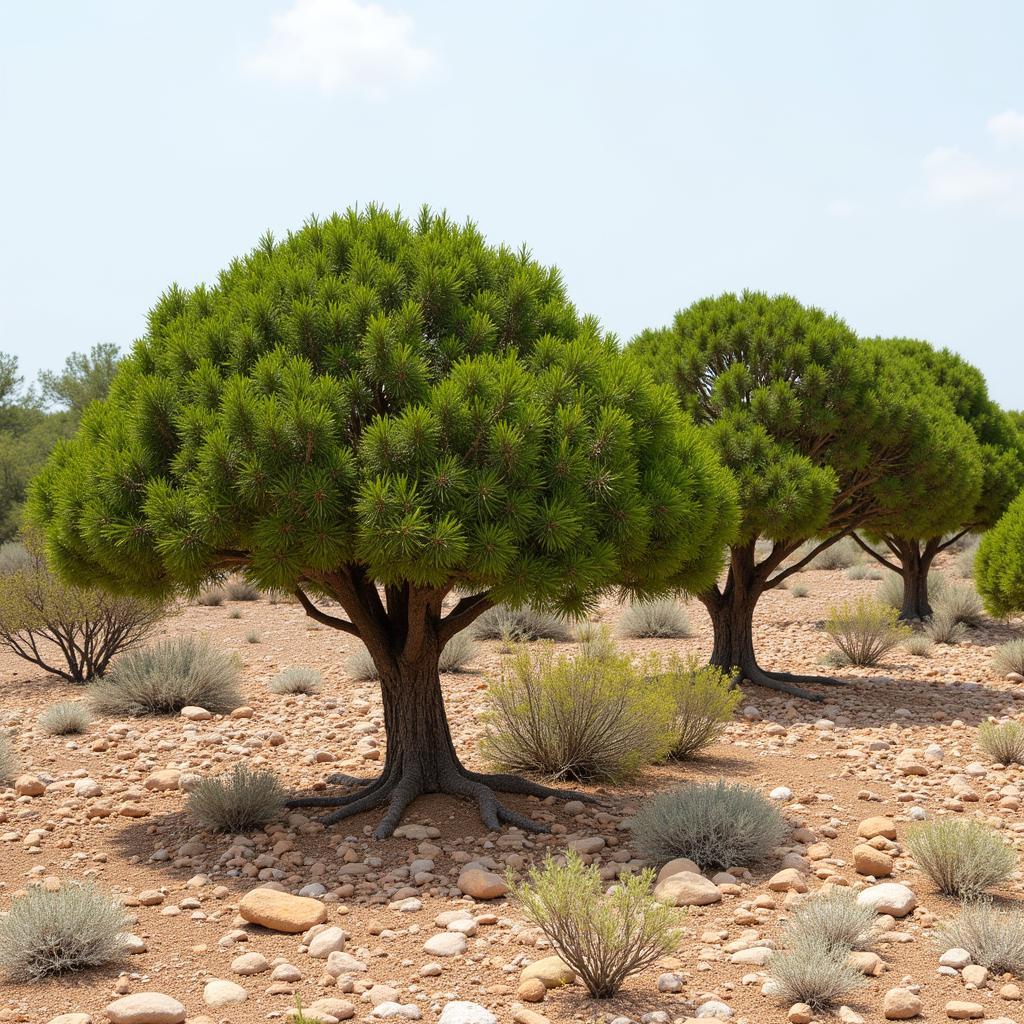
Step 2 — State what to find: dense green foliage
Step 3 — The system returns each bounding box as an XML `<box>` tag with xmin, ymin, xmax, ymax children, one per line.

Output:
<box><xmin>976</xmin><ymin>489</ymin><xmax>1024</xmax><ymax>616</ymax></box>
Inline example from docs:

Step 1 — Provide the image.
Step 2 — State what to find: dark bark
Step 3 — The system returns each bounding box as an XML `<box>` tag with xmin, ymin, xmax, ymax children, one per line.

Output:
<box><xmin>700</xmin><ymin>541</ymin><xmax>844</xmax><ymax>701</ymax></box>
<box><xmin>286</xmin><ymin>582</ymin><xmax>595</xmax><ymax>838</ymax></box>
<box><xmin>853</xmin><ymin>536</ymin><xmax>940</xmax><ymax>621</ymax></box>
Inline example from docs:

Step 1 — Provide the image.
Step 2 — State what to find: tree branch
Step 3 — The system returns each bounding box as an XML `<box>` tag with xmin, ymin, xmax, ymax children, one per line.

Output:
<box><xmin>764</xmin><ymin>533</ymin><xmax>849</xmax><ymax>588</ymax></box>
<box><xmin>293</xmin><ymin>586</ymin><xmax>361</xmax><ymax>637</ymax></box>
<box><xmin>937</xmin><ymin>529</ymin><xmax>970</xmax><ymax>553</ymax></box>
<box><xmin>850</xmin><ymin>533</ymin><xmax>902</xmax><ymax>573</ymax></box>
<box><xmin>438</xmin><ymin>590</ymin><xmax>494</xmax><ymax>645</ymax></box>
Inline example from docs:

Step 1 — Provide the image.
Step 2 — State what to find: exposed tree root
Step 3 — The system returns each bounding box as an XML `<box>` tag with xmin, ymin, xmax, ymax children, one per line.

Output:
<box><xmin>287</xmin><ymin>763</ymin><xmax>597</xmax><ymax>839</ymax></box>
<box><xmin>766</xmin><ymin>669</ymin><xmax>848</xmax><ymax>688</ymax></box>
<box><xmin>732</xmin><ymin>663</ymin><xmax>827</xmax><ymax>701</ymax></box>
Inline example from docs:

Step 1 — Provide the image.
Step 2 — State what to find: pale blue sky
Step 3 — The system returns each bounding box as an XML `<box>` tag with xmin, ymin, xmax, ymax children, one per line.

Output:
<box><xmin>2</xmin><ymin>1</ymin><xmax>1022</xmax><ymax>406</ymax></box>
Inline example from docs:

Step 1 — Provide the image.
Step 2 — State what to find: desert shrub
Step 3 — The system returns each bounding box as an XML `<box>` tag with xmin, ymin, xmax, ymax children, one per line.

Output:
<box><xmin>934</xmin><ymin>583</ymin><xmax>985</xmax><ymax>627</ymax></box>
<box><xmin>904</xmin><ymin>633</ymin><xmax>934</xmax><ymax>657</ymax></box>
<box><xmin>936</xmin><ymin>901</ymin><xmax>1024</xmax><ymax>976</ymax></box>
<box><xmin>269</xmin><ymin>666</ymin><xmax>321</xmax><ymax>695</ymax></box>
<box><xmin>0</xmin><ymin>734</ymin><xmax>17</xmax><ymax>784</ymax></box>
<box><xmin>575</xmin><ymin>621</ymin><xmax>616</xmax><ymax>660</ymax></box>
<box><xmin>994</xmin><ymin>639</ymin><xmax>1024</xmax><ymax>677</ymax></box>
<box><xmin>767</xmin><ymin>940</ymin><xmax>866</xmax><ymax>1012</ymax></box>
<box><xmin>661</xmin><ymin>656</ymin><xmax>738</xmax><ymax>760</ymax></box>
<box><xmin>846</xmin><ymin>564</ymin><xmax>870</xmax><ymax>580</ymax></box>
<box><xmin>187</xmin><ymin>764</ymin><xmax>285</xmax><ymax>833</ymax></box>
<box><xmin>879</xmin><ymin>571</ymin><xmax>950</xmax><ymax>611</ymax></box>
<box><xmin>438</xmin><ymin>632</ymin><xmax>477</xmax><ymax>672</ymax></box>
<box><xmin>632</xmin><ymin>780</ymin><xmax>788</xmax><ymax>871</ymax></box>
<box><xmin>472</xmin><ymin>604</ymin><xmax>572</xmax><ymax>642</ymax></box>
<box><xmin>346</xmin><ymin>645</ymin><xmax>378</xmax><ymax>680</ymax></box>
<box><xmin>481</xmin><ymin>647</ymin><xmax>675</xmax><ymax>783</ymax></box>
<box><xmin>196</xmin><ymin>587</ymin><xmax>225</xmax><ymax>606</ymax></box>
<box><xmin>0</xmin><ymin>540</ymin><xmax>164</xmax><ymax>683</ymax></box>
<box><xmin>957</xmin><ymin>537</ymin><xmax>980</xmax><ymax>579</ymax></box>
<box><xmin>810</xmin><ymin>537</ymin><xmax>861</xmax><ymax>570</ymax></box>
<box><xmin>617</xmin><ymin>598</ymin><xmax>691</xmax><ymax>639</ymax></box>
<box><xmin>790</xmin><ymin>584</ymin><xmax>809</xmax><ymax>598</ymax></box>
<box><xmin>823</xmin><ymin>597</ymin><xmax>910</xmax><ymax>666</ymax></box>
<box><xmin>977</xmin><ymin>721</ymin><xmax>1024</xmax><ymax>766</ymax></box>
<box><xmin>784</xmin><ymin>888</ymin><xmax>876</xmax><ymax>951</ymax></box>
<box><xmin>0</xmin><ymin>882</ymin><xmax>127</xmax><ymax>981</ymax></box>
<box><xmin>0</xmin><ymin>542</ymin><xmax>32</xmax><ymax>575</ymax></box>
<box><xmin>508</xmin><ymin>852</ymin><xmax>680</xmax><ymax>999</ymax></box>
<box><xmin>37</xmin><ymin>701</ymin><xmax>91</xmax><ymax>735</ymax></box>
<box><xmin>905</xmin><ymin>819</ymin><xmax>1015</xmax><ymax>899</ymax></box>
<box><xmin>90</xmin><ymin>637</ymin><xmax>242</xmax><ymax>716</ymax></box>
<box><xmin>225</xmin><ymin>577</ymin><xmax>260</xmax><ymax>601</ymax></box>
<box><xmin>925</xmin><ymin>608</ymin><xmax>967</xmax><ymax>645</ymax></box>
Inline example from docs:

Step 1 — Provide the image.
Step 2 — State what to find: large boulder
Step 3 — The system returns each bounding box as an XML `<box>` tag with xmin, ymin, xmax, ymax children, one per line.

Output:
<box><xmin>239</xmin><ymin>887</ymin><xmax>328</xmax><ymax>933</ymax></box>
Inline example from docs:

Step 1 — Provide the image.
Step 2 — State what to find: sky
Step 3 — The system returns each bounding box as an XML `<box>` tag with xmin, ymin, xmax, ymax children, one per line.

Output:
<box><xmin>2</xmin><ymin>1</ymin><xmax>1022</xmax><ymax>407</ymax></box>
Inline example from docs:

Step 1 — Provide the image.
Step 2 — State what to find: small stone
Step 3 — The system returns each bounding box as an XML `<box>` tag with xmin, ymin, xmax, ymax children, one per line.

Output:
<box><xmin>231</xmin><ymin>950</ymin><xmax>270</xmax><ymax>975</ymax></box>
<box><xmin>945</xmin><ymin>1002</ymin><xmax>984</xmax><ymax>1019</ymax></box>
<box><xmin>104</xmin><ymin>993</ymin><xmax>187</xmax><ymax>1024</ymax></box>
<box><xmin>853</xmin><ymin>844</ymin><xmax>894</xmax><ymax>877</ymax></box>
<box><xmin>238</xmin><ymin>887</ymin><xmax>327</xmax><ymax>933</ymax></box>
<box><xmin>437</xmin><ymin>1003</ymin><xmax>498</xmax><ymax>1024</ymax></box>
<box><xmin>180</xmin><ymin>705</ymin><xmax>212</xmax><ymax>720</ymax></box>
<box><xmin>517</xmin><ymin>978</ymin><xmax>547</xmax><ymax>1002</ymax></box>
<box><xmin>144</xmin><ymin>769</ymin><xmax>181</xmax><ymax>791</ymax></box>
<box><xmin>423</xmin><ymin>932</ymin><xmax>467</xmax><ymax>957</ymax></box>
<box><xmin>308</xmin><ymin>925</ymin><xmax>347</xmax><ymax>958</ymax></box>
<box><xmin>883</xmin><ymin>987</ymin><xmax>922</xmax><ymax>1020</ymax></box>
<box><xmin>656</xmin><ymin>972</ymin><xmax>684</xmax><ymax>993</ymax></box>
<box><xmin>729</xmin><ymin>946</ymin><xmax>773</xmax><ymax>966</ymax></box>
<box><xmin>770</xmin><ymin>786</ymin><xmax>793</xmax><ymax>801</ymax></box>
<box><xmin>655</xmin><ymin>857</ymin><xmax>703</xmax><ymax>884</ymax></box>
<box><xmin>848</xmin><ymin>951</ymin><xmax>885</xmax><ymax>977</ymax></box>
<box><xmin>520</xmin><ymin>955</ymin><xmax>575</xmax><ymax>988</ymax></box>
<box><xmin>457</xmin><ymin>867</ymin><xmax>508</xmax><ymax>900</ymax></box>
<box><xmin>14</xmin><ymin>774</ymin><xmax>45</xmax><ymax>797</ymax></box>
<box><xmin>653</xmin><ymin>872</ymin><xmax>721</xmax><ymax>906</ymax></box>
<box><xmin>939</xmin><ymin>948</ymin><xmax>972</xmax><ymax>969</ymax></box>
<box><xmin>788</xmin><ymin>1004</ymin><xmax>813</xmax><ymax>1024</ymax></box>
<box><xmin>768</xmin><ymin>868</ymin><xmax>808</xmax><ymax>893</ymax></box>
<box><xmin>962</xmin><ymin>964</ymin><xmax>988</xmax><ymax>987</ymax></box>
<box><xmin>858</xmin><ymin>816</ymin><xmax>897</xmax><ymax>840</ymax></box>
<box><xmin>857</xmin><ymin>883</ymin><xmax>916</xmax><ymax>917</ymax></box>
<box><xmin>1000</xmin><ymin>983</ymin><xmax>1022</xmax><ymax>1000</ymax></box>
<box><xmin>203</xmin><ymin>979</ymin><xmax>247</xmax><ymax>1007</ymax></box>
<box><xmin>48</xmin><ymin>1017</ymin><xmax>92</xmax><ymax>1024</ymax></box>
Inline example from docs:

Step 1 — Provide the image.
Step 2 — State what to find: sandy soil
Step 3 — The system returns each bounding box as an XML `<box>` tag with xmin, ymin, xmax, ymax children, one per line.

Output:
<box><xmin>1</xmin><ymin>550</ymin><xmax>1023</xmax><ymax>1024</ymax></box>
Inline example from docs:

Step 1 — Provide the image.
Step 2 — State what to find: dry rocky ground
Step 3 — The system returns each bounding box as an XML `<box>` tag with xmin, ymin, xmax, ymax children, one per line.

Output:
<box><xmin>2</xmin><ymin>552</ymin><xmax>1024</xmax><ymax>1024</ymax></box>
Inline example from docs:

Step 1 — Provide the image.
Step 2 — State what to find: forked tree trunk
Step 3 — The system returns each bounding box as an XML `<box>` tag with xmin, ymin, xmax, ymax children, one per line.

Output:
<box><xmin>894</xmin><ymin>541</ymin><xmax>937</xmax><ymax>621</ymax></box>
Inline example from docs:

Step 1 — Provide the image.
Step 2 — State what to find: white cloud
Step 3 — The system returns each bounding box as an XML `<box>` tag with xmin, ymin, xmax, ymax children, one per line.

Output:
<box><xmin>246</xmin><ymin>0</ymin><xmax>437</xmax><ymax>97</ymax></box>
<box><xmin>987</xmin><ymin>109</ymin><xmax>1024</xmax><ymax>147</ymax></box>
<box><xmin>921</xmin><ymin>145</ymin><xmax>1020</xmax><ymax>206</ymax></box>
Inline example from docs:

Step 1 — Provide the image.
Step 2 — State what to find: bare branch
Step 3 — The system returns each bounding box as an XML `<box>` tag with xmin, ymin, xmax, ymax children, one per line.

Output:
<box><xmin>850</xmin><ymin>533</ymin><xmax>902</xmax><ymax>573</ymax></box>
<box><xmin>293</xmin><ymin>587</ymin><xmax>361</xmax><ymax>637</ymax></box>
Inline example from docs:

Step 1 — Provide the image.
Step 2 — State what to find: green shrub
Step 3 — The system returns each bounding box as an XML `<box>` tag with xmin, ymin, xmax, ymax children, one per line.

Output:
<box><xmin>823</xmin><ymin>597</ymin><xmax>910</xmax><ymax>666</ymax></box>
<box><xmin>90</xmin><ymin>637</ymin><xmax>242</xmax><ymax>716</ymax></box>
<box><xmin>508</xmin><ymin>852</ymin><xmax>680</xmax><ymax>999</ymax></box>
<box><xmin>225</xmin><ymin>577</ymin><xmax>260</xmax><ymax>601</ymax></box>
<box><xmin>481</xmin><ymin>647</ymin><xmax>675</xmax><ymax>782</ymax></box>
<box><xmin>977</xmin><ymin>721</ymin><xmax>1024</xmax><ymax>766</ymax></box>
<box><xmin>936</xmin><ymin>901</ymin><xmax>1024</xmax><ymax>976</ymax></box>
<box><xmin>245</xmin><ymin>629</ymin><xmax>261</xmax><ymax>644</ymax></box>
<box><xmin>976</xmin><ymin>492</ymin><xmax>1024</xmax><ymax>617</ymax></box>
<box><xmin>783</xmin><ymin>888</ymin><xmax>876</xmax><ymax>951</ymax></box>
<box><xmin>187</xmin><ymin>764</ymin><xmax>285</xmax><ymax>833</ymax></box>
<box><xmin>472</xmin><ymin>604</ymin><xmax>572</xmax><ymax>642</ymax></box>
<box><xmin>810</xmin><ymin>538</ymin><xmax>861</xmax><ymax>570</ymax></box>
<box><xmin>0</xmin><ymin>734</ymin><xmax>17</xmax><ymax>784</ymax></box>
<box><xmin>37</xmin><ymin>701</ymin><xmax>91</xmax><ymax>735</ymax></box>
<box><xmin>767</xmin><ymin>940</ymin><xmax>866</xmax><ymax>1013</ymax></box>
<box><xmin>924</xmin><ymin>608</ymin><xmax>967</xmax><ymax>645</ymax></box>
<box><xmin>905</xmin><ymin>819</ymin><xmax>1016</xmax><ymax>899</ymax></box>
<box><xmin>957</xmin><ymin>537</ymin><xmax>980</xmax><ymax>579</ymax></box>
<box><xmin>933</xmin><ymin>583</ymin><xmax>984</xmax><ymax>627</ymax></box>
<box><xmin>196</xmin><ymin>587</ymin><xmax>225</xmax><ymax>607</ymax></box>
<box><xmin>661</xmin><ymin>657</ymin><xmax>738</xmax><ymax>760</ymax></box>
<box><xmin>904</xmin><ymin>633</ymin><xmax>934</xmax><ymax>658</ymax></box>
<box><xmin>617</xmin><ymin>598</ymin><xmax>691</xmax><ymax>639</ymax></box>
<box><xmin>269</xmin><ymin>666</ymin><xmax>321</xmax><ymax>695</ymax></box>
<box><xmin>346</xmin><ymin>645</ymin><xmax>378</xmax><ymax>680</ymax></box>
<box><xmin>0</xmin><ymin>882</ymin><xmax>127</xmax><ymax>980</ymax></box>
<box><xmin>438</xmin><ymin>632</ymin><xmax>477</xmax><ymax>672</ymax></box>
<box><xmin>0</xmin><ymin>540</ymin><xmax>164</xmax><ymax>683</ymax></box>
<box><xmin>993</xmin><ymin>639</ymin><xmax>1024</xmax><ymax>677</ymax></box>
<box><xmin>632</xmin><ymin>780</ymin><xmax>788</xmax><ymax>871</ymax></box>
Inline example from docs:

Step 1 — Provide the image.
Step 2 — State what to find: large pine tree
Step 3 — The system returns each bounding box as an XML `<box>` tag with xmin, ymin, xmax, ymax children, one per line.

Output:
<box><xmin>29</xmin><ymin>207</ymin><xmax>737</xmax><ymax>837</ymax></box>
<box><xmin>630</xmin><ymin>291</ymin><xmax>978</xmax><ymax>699</ymax></box>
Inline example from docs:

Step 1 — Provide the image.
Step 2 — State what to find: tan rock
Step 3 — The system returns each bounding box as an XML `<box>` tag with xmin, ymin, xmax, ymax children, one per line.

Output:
<box><xmin>238</xmin><ymin>887</ymin><xmax>328</xmax><ymax>933</ymax></box>
<box><xmin>945</xmin><ymin>1002</ymin><xmax>984</xmax><ymax>1019</ymax></box>
<box><xmin>144</xmin><ymin>770</ymin><xmax>181</xmax><ymax>792</ymax></box>
<box><xmin>520</xmin><ymin>955</ymin><xmax>575</xmax><ymax>988</ymax></box>
<box><xmin>512</xmin><ymin>1008</ymin><xmax>551</xmax><ymax>1024</ymax></box>
<box><xmin>848</xmin><ymin>951</ymin><xmax>885</xmax><ymax>976</ymax></box>
<box><xmin>853</xmin><ymin>843</ymin><xmax>894</xmax><ymax>877</ymax></box>
<box><xmin>457</xmin><ymin>867</ymin><xmax>508</xmax><ymax>900</ymax></box>
<box><xmin>48</xmin><ymin>1016</ymin><xmax>92</xmax><ymax>1024</ymax></box>
<box><xmin>883</xmin><ymin>987</ymin><xmax>922</xmax><ymax>1019</ymax></box>
<box><xmin>857</xmin><ymin>816</ymin><xmax>897</xmax><ymax>840</ymax></box>
<box><xmin>856</xmin><ymin>882</ymin><xmax>916</xmax><ymax>917</ymax></box>
<box><xmin>962</xmin><ymin>964</ymin><xmax>988</xmax><ymax>987</ymax></box>
<box><xmin>14</xmin><ymin>774</ymin><xmax>44</xmax><ymax>797</ymax></box>
<box><xmin>516</xmin><ymin>978</ymin><xmax>547</xmax><ymax>1002</ymax></box>
<box><xmin>788</xmin><ymin>1004</ymin><xmax>813</xmax><ymax>1024</ymax></box>
<box><xmin>768</xmin><ymin>868</ymin><xmax>808</xmax><ymax>893</ymax></box>
<box><xmin>104</xmin><ymin>993</ymin><xmax>186</xmax><ymax>1024</ymax></box>
<box><xmin>653</xmin><ymin>871</ymin><xmax>722</xmax><ymax>906</ymax></box>
<box><xmin>655</xmin><ymin>857</ymin><xmax>702</xmax><ymax>884</ymax></box>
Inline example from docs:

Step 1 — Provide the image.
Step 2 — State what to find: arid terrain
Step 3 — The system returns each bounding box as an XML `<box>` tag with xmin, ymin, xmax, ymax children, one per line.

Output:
<box><xmin>2</xmin><ymin>551</ymin><xmax>1023</xmax><ymax>1024</ymax></box>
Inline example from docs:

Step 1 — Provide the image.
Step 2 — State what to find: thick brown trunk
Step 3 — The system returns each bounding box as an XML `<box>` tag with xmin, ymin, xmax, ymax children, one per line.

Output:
<box><xmin>895</xmin><ymin>541</ymin><xmax>936</xmax><ymax>621</ymax></box>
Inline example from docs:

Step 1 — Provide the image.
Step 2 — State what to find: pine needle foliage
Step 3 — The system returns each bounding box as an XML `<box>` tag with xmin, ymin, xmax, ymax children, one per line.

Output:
<box><xmin>507</xmin><ymin>852</ymin><xmax>681</xmax><ymax>999</ymax></box>
<box><xmin>977</xmin><ymin>490</ymin><xmax>1024</xmax><ymax>617</ymax></box>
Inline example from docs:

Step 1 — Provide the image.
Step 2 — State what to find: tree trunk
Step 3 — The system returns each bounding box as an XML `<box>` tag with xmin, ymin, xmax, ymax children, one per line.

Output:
<box><xmin>895</xmin><ymin>541</ymin><xmax>936</xmax><ymax>621</ymax></box>
<box><xmin>699</xmin><ymin>541</ymin><xmax>841</xmax><ymax>701</ymax></box>
<box><xmin>286</xmin><ymin>634</ymin><xmax>594</xmax><ymax>838</ymax></box>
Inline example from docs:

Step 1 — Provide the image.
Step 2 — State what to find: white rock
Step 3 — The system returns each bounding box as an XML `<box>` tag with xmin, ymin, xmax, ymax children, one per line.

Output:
<box><xmin>308</xmin><ymin>926</ymin><xmax>347</xmax><ymax>958</ymax></box>
<box><xmin>437</xmin><ymin>1003</ymin><xmax>498</xmax><ymax>1024</ymax></box>
<box><xmin>104</xmin><ymin>993</ymin><xmax>186</xmax><ymax>1024</ymax></box>
<box><xmin>423</xmin><ymin>932</ymin><xmax>467</xmax><ymax>956</ymax></box>
<box><xmin>770</xmin><ymin>786</ymin><xmax>793</xmax><ymax>801</ymax></box>
<box><xmin>856</xmin><ymin>882</ymin><xmax>916</xmax><ymax>917</ymax></box>
<box><xmin>203</xmin><ymin>979</ymin><xmax>247</xmax><ymax>1007</ymax></box>
<box><xmin>939</xmin><ymin>948</ymin><xmax>972</xmax><ymax>969</ymax></box>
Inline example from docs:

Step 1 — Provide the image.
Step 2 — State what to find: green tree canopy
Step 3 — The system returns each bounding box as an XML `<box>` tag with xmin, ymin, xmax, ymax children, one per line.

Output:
<box><xmin>854</xmin><ymin>339</ymin><xmax>1021</xmax><ymax>618</ymax></box>
<box><xmin>39</xmin><ymin>342</ymin><xmax>121</xmax><ymax>416</ymax></box>
<box><xmin>630</xmin><ymin>290</ymin><xmax>978</xmax><ymax>698</ymax></box>
<box><xmin>30</xmin><ymin>206</ymin><xmax>737</xmax><ymax>836</ymax></box>
<box><xmin>976</xmin><ymin>489</ymin><xmax>1024</xmax><ymax>617</ymax></box>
